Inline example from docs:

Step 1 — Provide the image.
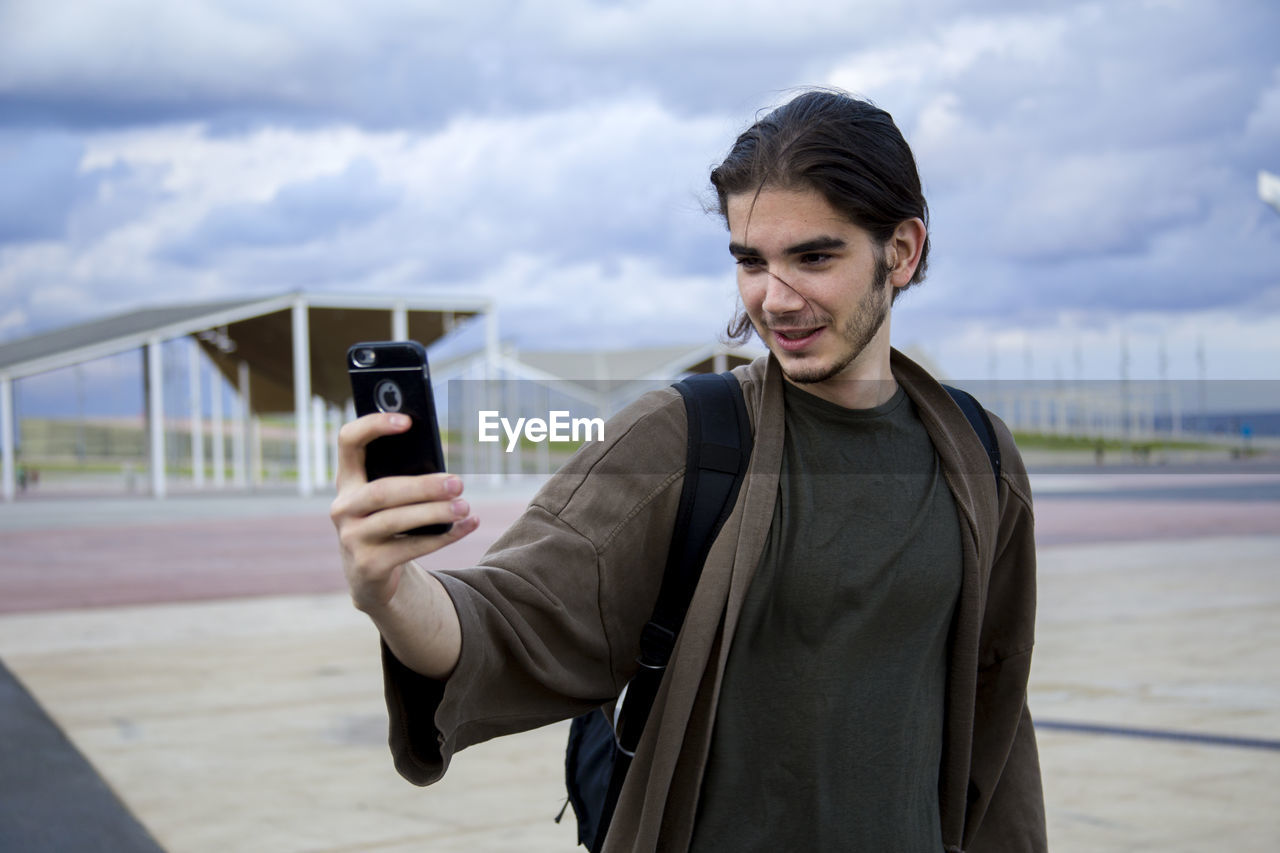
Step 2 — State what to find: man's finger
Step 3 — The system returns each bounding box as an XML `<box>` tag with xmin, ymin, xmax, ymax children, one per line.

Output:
<box><xmin>334</xmin><ymin>413</ymin><xmax>412</xmax><ymax>488</ymax></box>
<box><xmin>334</xmin><ymin>473</ymin><xmax>463</xmax><ymax>521</ymax></box>
<box><xmin>364</xmin><ymin>495</ymin><xmax>471</xmax><ymax>541</ymax></box>
<box><xmin>394</xmin><ymin>515</ymin><xmax>481</xmax><ymax>560</ymax></box>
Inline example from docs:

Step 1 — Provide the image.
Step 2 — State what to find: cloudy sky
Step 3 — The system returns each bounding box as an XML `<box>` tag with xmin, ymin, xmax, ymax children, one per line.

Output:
<box><xmin>2</xmin><ymin>0</ymin><xmax>1279</xmax><ymax>401</ymax></box>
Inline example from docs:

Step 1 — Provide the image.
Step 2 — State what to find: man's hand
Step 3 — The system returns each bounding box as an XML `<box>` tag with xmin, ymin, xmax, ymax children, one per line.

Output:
<box><xmin>330</xmin><ymin>412</ymin><xmax>479</xmax><ymax>613</ymax></box>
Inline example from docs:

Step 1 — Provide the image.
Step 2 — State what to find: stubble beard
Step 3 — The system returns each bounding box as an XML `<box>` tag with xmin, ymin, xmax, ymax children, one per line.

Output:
<box><xmin>758</xmin><ymin>258</ymin><xmax>892</xmax><ymax>386</ymax></box>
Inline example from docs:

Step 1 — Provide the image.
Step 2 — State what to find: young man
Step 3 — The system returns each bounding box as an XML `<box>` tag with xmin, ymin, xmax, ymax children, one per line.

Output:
<box><xmin>331</xmin><ymin>90</ymin><xmax>1046</xmax><ymax>851</ymax></box>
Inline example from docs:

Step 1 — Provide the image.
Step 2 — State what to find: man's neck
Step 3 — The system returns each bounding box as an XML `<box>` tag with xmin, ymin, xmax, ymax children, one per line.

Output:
<box><xmin>780</xmin><ymin>338</ymin><xmax>897</xmax><ymax>411</ymax></box>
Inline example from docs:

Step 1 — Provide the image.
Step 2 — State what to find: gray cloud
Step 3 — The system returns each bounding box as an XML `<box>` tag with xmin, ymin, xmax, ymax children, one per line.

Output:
<box><xmin>0</xmin><ymin>0</ymin><xmax>1047</xmax><ymax>131</ymax></box>
<box><xmin>1</xmin><ymin>0</ymin><xmax>1279</xmax><ymax>384</ymax></box>
<box><xmin>864</xmin><ymin>1</ymin><xmax>1280</xmax><ymax>323</ymax></box>
<box><xmin>161</xmin><ymin>158</ymin><xmax>399</xmax><ymax>265</ymax></box>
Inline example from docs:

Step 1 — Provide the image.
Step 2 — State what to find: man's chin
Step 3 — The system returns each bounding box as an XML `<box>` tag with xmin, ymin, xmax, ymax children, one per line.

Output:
<box><xmin>784</xmin><ymin>368</ymin><xmax>838</xmax><ymax>385</ymax></box>
<box><xmin>774</xmin><ymin>351</ymin><xmax>843</xmax><ymax>385</ymax></box>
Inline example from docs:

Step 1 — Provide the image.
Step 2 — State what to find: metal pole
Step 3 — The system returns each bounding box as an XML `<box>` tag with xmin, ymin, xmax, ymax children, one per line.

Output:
<box><xmin>312</xmin><ymin>396</ymin><xmax>327</xmax><ymax>489</ymax></box>
<box><xmin>328</xmin><ymin>404</ymin><xmax>341</xmax><ymax>485</ymax></box>
<box><xmin>189</xmin><ymin>339</ymin><xmax>205</xmax><ymax>488</ymax></box>
<box><xmin>235</xmin><ymin>361</ymin><xmax>250</xmax><ymax>488</ymax></box>
<box><xmin>484</xmin><ymin>308</ymin><xmax>502</xmax><ymax>485</ymax></box>
<box><xmin>146</xmin><ymin>338</ymin><xmax>167</xmax><ymax>498</ymax></box>
<box><xmin>251</xmin><ymin>417</ymin><xmax>262</xmax><ymax>489</ymax></box>
<box><xmin>292</xmin><ymin>299</ymin><xmax>313</xmax><ymax>496</ymax></box>
<box><xmin>1</xmin><ymin>375</ymin><xmax>14</xmax><ymax>502</ymax></box>
<box><xmin>392</xmin><ymin>302</ymin><xmax>409</xmax><ymax>341</ymax></box>
<box><xmin>211</xmin><ymin>366</ymin><xmax>225</xmax><ymax>487</ymax></box>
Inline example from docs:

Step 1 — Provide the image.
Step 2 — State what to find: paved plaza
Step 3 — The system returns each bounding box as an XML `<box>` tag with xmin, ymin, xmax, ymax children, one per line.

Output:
<box><xmin>1</xmin><ymin>466</ymin><xmax>1278</xmax><ymax>851</ymax></box>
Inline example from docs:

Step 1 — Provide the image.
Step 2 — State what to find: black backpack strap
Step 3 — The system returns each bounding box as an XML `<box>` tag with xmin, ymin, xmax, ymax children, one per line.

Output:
<box><xmin>593</xmin><ymin>371</ymin><xmax>752</xmax><ymax>852</ymax></box>
<box><xmin>644</xmin><ymin>372</ymin><xmax>753</xmax><ymax>659</ymax></box>
<box><xmin>942</xmin><ymin>384</ymin><xmax>1001</xmax><ymax>489</ymax></box>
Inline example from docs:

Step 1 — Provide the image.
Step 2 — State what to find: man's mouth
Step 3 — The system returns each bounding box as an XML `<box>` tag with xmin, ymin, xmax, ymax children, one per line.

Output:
<box><xmin>771</xmin><ymin>327</ymin><xmax>823</xmax><ymax>352</ymax></box>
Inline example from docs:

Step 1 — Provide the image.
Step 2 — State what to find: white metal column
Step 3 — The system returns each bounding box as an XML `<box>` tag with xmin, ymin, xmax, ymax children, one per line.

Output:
<box><xmin>235</xmin><ymin>361</ymin><xmax>250</xmax><ymax>488</ymax></box>
<box><xmin>211</xmin><ymin>369</ymin><xmax>225</xmax><ymax>488</ymax></box>
<box><xmin>328</xmin><ymin>405</ymin><xmax>341</xmax><ymax>484</ymax></box>
<box><xmin>1</xmin><ymin>375</ymin><xmax>14</xmax><ymax>502</ymax></box>
<box><xmin>392</xmin><ymin>302</ymin><xmax>409</xmax><ymax>341</ymax></box>
<box><xmin>311</xmin><ymin>396</ymin><xmax>327</xmax><ymax>489</ymax></box>
<box><xmin>251</xmin><ymin>417</ymin><xmax>263</xmax><ymax>488</ymax></box>
<box><xmin>503</xmin><ymin>367</ymin><xmax>521</xmax><ymax>477</ymax></box>
<box><xmin>292</xmin><ymin>299</ymin><xmax>313</xmax><ymax>497</ymax></box>
<box><xmin>189</xmin><ymin>340</ymin><xmax>205</xmax><ymax>489</ymax></box>
<box><xmin>1170</xmin><ymin>383</ymin><xmax>1183</xmax><ymax>438</ymax></box>
<box><xmin>484</xmin><ymin>309</ymin><xmax>502</xmax><ymax>485</ymax></box>
<box><xmin>146</xmin><ymin>338</ymin><xmax>167</xmax><ymax>499</ymax></box>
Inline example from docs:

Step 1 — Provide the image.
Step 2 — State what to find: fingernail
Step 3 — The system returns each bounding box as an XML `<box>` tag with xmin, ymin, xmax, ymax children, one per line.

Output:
<box><xmin>452</xmin><ymin>499</ymin><xmax>470</xmax><ymax>518</ymax></box>
<box><xmin>389</xmin><ymin>414</ymin><xmax>409</xmax><ymax>428</ymax></box>
<box><xmin>444</xmin><ymin>476</ymin><xmax>462</xmax><ymax>496</ymax></box>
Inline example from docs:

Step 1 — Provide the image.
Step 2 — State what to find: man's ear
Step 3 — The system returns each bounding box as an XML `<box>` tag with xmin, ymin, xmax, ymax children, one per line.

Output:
<box><xmin>887</xmin><ymin>218</ymin><xmax>927</xmax><ymax>289</ymax></box>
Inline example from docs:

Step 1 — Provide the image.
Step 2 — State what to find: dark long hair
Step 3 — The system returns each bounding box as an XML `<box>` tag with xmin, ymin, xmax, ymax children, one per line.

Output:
<box><xmin>712</xmin><ymin>90</ymin><xmax>930</xmax><ymax>342</ymax></box>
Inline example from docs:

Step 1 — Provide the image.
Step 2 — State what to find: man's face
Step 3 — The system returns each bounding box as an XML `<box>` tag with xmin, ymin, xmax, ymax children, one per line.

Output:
<box><xmin>727</xmin><ymin>187</ymin><xmax>896</xmax><ymax>391</ymax></box>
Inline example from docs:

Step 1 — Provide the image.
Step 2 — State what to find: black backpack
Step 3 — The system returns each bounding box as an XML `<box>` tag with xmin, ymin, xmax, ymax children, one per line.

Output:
<box><xmin>558</xmin><ymin>376</ymin><xmax>1001</xmax><ymax>852</ymax></box>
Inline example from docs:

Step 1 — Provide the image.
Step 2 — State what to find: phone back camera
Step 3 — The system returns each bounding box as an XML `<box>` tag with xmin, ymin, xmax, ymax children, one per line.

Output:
<box><xmin>353</xmin><ymin>348</ymin><xmax>377</xmax><ymax>367</ymax></box>
<box><xmin>374</xmin><ymin>379</ymin><xmax>404</xmax><ymax>413</ymax></box>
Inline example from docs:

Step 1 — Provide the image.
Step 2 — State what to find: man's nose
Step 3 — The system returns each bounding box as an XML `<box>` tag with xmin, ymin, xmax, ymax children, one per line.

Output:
<box><xmin>761</xmin><ymin>271</ymin><xmax>804</xmax><ymax>315</ymax></box>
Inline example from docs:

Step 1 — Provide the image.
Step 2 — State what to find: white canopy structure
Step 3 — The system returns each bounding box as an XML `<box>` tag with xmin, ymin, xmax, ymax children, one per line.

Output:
<box><xmin>0</xmin><ymin>291</ymin><xmax>495</xmax><ymax>501</ymax></box>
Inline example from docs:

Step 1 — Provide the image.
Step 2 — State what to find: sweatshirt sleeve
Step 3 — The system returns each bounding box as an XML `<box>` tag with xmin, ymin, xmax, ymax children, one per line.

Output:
<box><xmin>380</xmin><ymin>388</ymin><xmax>689</xmax><ymax>785</ymax></box>
<box><xmin>964</xmin><ymin>417</ymin><xmax>1048</xmax><ymax>851</ymax></box>
<box><xmin>968</xmin><ymin>698</ymin><xmax>1048</xmax><ymax>852</ymax></box>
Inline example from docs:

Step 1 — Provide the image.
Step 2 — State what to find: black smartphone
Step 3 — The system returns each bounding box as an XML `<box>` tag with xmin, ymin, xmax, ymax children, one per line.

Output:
<box><xmin>347</xmin><ymin>340</ymin><xmax>451</xmax><ymax>536</ymax></box>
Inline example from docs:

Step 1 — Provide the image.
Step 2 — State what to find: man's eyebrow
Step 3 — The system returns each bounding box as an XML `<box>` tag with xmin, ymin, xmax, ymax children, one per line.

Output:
<box><xmin>785</xmin><ymin>236</ymin><xmax>846</xmax><ymax>255</ymax></box>
<box><xmin>728</xmin><ymin>236</ymin><xmax>847</xmax><ymax>257</ymax></box>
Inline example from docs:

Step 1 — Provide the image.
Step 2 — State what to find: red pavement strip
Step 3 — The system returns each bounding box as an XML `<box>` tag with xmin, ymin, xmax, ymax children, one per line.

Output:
<box><xmin>1</xmin><ymin>495</ymin><xmax>1276</xmax><ymax>615</ymax></box>
<box><xmin>0</xmin><ymin>496</ymin><xmax>528</xmax><ymax>615</ymax></box>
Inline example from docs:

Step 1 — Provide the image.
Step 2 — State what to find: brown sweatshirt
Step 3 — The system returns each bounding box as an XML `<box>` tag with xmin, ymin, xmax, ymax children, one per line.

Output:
<box><xmin>382</xmin><ymin>350</ymin><xmax>1047</xmax><ymax>852</ymax></box>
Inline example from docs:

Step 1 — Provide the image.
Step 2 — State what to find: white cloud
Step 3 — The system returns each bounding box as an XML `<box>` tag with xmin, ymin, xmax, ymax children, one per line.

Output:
<box><xmin>0</xmin><ymin>1</ymin><xmax>297</xmax><ymax>97</ymax></box>
<box><xmin>826</xmin><ymin>9</ymin><xmax>1074</xmax><ymax>100</ymax></box>
<box><xmin>0</xmin><ymin>96</ymin><xmax>739</xmax><ymax>343</ymax></box>
<box><xmin>465</xmin><ymin>252</ymin><xmax>735</xmax><ymax>349</ymax></box>
<box><xmin>2</xmin><ymin>0</ymin><xmax>1279</xmax><ymax>391</ymax></box>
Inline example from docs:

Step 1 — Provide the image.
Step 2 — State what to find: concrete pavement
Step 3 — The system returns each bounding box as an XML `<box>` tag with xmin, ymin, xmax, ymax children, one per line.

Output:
<box><xmin>1</xmin><ymin>470</ymin><xmax>1278</xmax><ymax>851</ymax></box>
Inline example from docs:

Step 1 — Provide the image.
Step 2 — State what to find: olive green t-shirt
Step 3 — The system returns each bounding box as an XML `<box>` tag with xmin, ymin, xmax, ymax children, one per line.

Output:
<box><xmin>690</xmin><ymin>381</ymin><xmax>962</xmax><ymax>852</ymax></box>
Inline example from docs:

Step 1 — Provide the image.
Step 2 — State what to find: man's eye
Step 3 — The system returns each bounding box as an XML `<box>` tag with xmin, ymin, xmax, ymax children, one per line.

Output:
<box><xmin>800</xmin><ymin>253</ymin><xmax>831</xmax><ymax>265</ymax></box>
<box><xmin>735</xmin><ymin>257</ymin><xmax>765</xmax><ymax>270</ymax></box>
